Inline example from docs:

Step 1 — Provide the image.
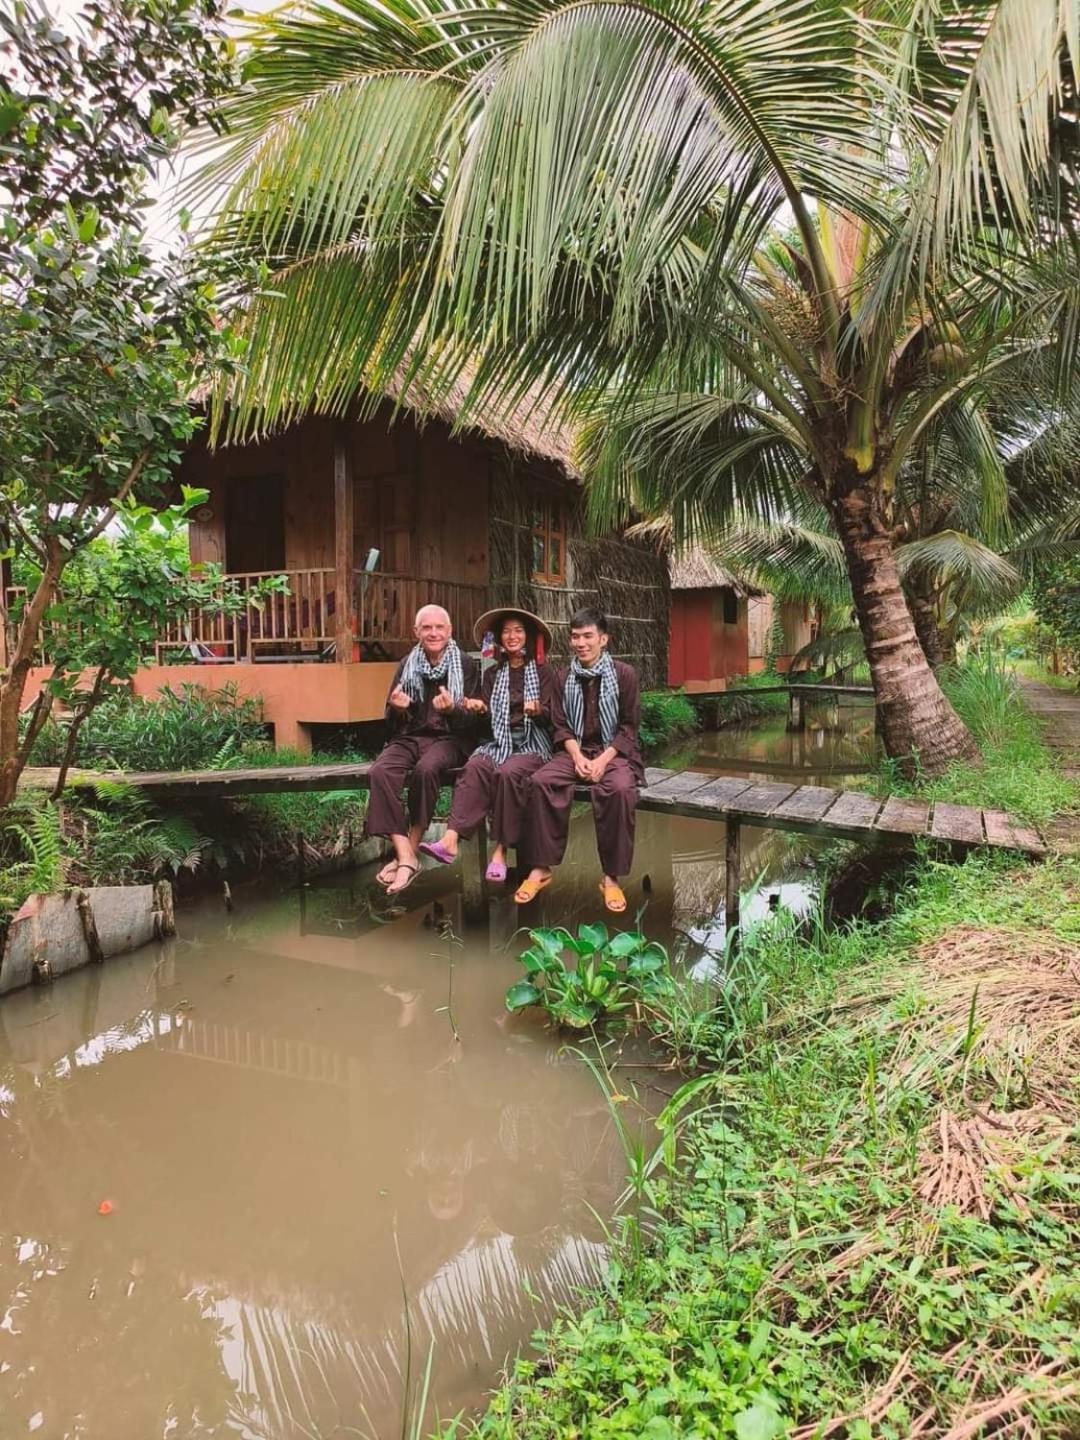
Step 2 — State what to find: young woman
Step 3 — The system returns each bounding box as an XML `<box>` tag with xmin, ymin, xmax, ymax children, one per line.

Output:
<box><xmin>419</xmin><ymin>607</ymin><xmax>555</xmax><ymax>881</ymax></box>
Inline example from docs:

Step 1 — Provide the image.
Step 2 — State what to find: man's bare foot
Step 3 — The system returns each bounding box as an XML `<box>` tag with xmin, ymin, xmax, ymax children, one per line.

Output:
<box><xmin>376</xmin><ymin>858</ymin><xmax>399</xmax><ymax>887</ymax></box>
<box><xmin>387</xmin><ymin>861</ymin><xmax>420</xmax><ymax>896</ymax></box>
<box><xmin>514</xmin><ymin>867</ymin><xmax>553</xmax><ymax>904</ymax></box>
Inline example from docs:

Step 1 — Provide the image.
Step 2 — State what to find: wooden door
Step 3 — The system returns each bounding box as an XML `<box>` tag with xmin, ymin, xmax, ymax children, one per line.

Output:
<box><xmin>225</xmin><ymin>474</ymin><xmax>286</xmax><ymax>574</ymax></box>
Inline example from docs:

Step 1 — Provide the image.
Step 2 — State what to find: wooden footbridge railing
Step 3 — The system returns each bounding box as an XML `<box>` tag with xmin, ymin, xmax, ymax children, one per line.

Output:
<box><xmin>50</xmin><ymin>759</ymin><xmax>1045</xmax><ymax>932</ymax></box>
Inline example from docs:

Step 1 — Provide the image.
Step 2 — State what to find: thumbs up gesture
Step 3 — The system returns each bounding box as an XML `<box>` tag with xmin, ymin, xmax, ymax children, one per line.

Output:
<box><xmin>432</xmin><ymin>685</ymin><xmax>454</xmax><ymax>712</ymax></box>
<box><xmin>389</xmin><ymin>685</ymin><xmax>412</xmax><ymax>711</ymax></box>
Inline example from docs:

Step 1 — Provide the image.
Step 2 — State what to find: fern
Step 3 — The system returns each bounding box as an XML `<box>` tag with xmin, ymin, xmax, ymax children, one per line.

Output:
<box><xmin>79</xmin><ymin>786</ymin><xmax>212</xmax><ymax>883</ymax></box>
<box><xmin>4</xmin><ymin>803</ymin><xmax>66</xmax><ymax>895</ymax></box>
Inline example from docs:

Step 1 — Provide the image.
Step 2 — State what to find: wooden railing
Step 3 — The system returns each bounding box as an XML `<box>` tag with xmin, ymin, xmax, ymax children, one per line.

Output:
<box><xmin>7</xmin><ymin>570</ymin><xmax>491</xmax><ymax>668</ymax></box>
<box><xmin>355</xmin><ymin>571</ymin><xmax>488</xmax><ymax>648</ymax></box>
<box><xmin>156</xmin><ymin>568</ymin><xmax>338</xmax><ymax>662</ymax></box>
<box><xmin>154</xmin><ymin>568</ymin><xmax>490</xmax><ymax>663</ymax></box>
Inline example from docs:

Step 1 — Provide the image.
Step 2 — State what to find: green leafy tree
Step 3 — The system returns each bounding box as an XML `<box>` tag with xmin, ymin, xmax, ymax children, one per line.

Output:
<box><xmin>0</xmin><ymin>0</ymin><xmax>246</xmax><ymax>808</ymax></box>
<box><xmin>193</xmin><ymin>0</ymin><xmax>1080</xmax><ymax>775</ymax></box>
<box><xmin>23</xmin><ymin>497</ymin><xmax>287</xmax><ymax>797</ymax></box>
<box><xmin>1031</xmin><ymin>555</ymin><xmax>1080</xmax><ymax>673</ymax></box>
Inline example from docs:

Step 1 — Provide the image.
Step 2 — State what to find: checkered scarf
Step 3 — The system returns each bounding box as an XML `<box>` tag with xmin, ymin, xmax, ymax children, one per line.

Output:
<box><xmin>564</xmin><ymin>653</ymin><xmax>619</xmax><ymax>748</ymax></box>
<box><xmin>476</xmin><ymin>660</ymin><xmax>553</xmax><ymax>766</ymax></box>
<box><xmin>399</xmin><ymin>639</ymin><xmax>464</xmax><ymax>705</ymax></box>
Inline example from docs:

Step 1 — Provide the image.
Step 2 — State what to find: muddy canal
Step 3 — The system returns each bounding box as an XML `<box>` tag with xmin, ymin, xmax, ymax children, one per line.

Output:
<box><xmin>0</xmin><ymin>701</ymin><xmax>878</xmax><ymax>1438</ymax></box>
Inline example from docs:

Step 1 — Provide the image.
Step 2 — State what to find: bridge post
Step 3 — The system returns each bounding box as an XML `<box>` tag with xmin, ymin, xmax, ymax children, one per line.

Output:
<box><xmin>724</xmin><ymin>817</ymin><xmax>741</xmax><ymax>948</ymax></box>
<box><xmin>788</xmin><ymin>691</ymin><xmax>805</xmax><ymax>732</ymax></box>
<box><xmin>462</xmin><ymin>819</ymin><xmax>489</xmax><ymax>921</ymax></box>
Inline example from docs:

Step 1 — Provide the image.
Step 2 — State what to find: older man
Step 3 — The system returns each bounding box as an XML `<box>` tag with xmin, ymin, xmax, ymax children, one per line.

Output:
<box><xmin>366</xmin><ymin>604</ymin><xmax>481</xmax><ymax>894</ymax></box>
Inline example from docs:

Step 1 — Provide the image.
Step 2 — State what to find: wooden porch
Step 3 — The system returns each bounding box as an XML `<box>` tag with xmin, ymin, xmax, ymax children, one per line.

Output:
<box><xmin>153</xmin><ymin>567</ymin><xmax>488</xmax><ymax>665</ymax></box>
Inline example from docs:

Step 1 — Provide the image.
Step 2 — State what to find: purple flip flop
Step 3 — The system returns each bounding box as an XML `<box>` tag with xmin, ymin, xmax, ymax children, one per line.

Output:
<box><xmin>419</xmin><ymin>840</ymin><xmax>457</xmax><ymax>866</ymax></box>
<box><xmin>484</xmin><ymin>860</ymin><xmax>508</xmax><ymax>883</ymax></box>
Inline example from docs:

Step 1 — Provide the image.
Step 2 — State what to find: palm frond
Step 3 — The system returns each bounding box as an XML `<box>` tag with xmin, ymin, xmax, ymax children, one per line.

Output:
<box><xmin>896</xmin><ymin>529</ymin><xmax>1023</xmax><ymax>610</ymax></box>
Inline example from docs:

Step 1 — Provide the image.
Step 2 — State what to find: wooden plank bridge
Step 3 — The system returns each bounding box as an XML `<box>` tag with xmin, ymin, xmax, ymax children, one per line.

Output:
<box><xmin>50</xmin><ymin>758</ymin><xmax>1046</xmax><ymax>933</ymax></box>
<box><xmin>53</xmin><ymin>758</ymin><xmax>1044</xmax><ymax>856</ymax></box>
<box><xmin>687</xmin><ymin>682</ymin><xmax>876</xmax><ymax>731</ymax></box>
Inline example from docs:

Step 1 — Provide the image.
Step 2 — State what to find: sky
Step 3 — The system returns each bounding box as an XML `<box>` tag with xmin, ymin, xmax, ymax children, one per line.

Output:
<box><xmin>46</xmin><ymin>0</ymin><xmax>285</xmax><ymax>243</ymax></box>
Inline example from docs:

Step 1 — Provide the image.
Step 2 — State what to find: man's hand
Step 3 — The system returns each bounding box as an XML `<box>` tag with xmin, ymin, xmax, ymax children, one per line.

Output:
<box><xmin>590</xmin><ymin>748</ymin><xmax>616</xmax><ymax>782</ymax></box>
<box><xmin>463</xmin><ymin>696</ymin><xmax>488</xmax><ymax>715</ymax></box>
<box><xmin>523</xmin><ymin>699</ymin><xmax>541</xmax><ymax>717</ymax></box>
<box><xmin>389</xmin><ymin>686</ymin><xmax>412</xmax><ymax>711</ymax></box>
<box><xmin>432</xmin><ymin>685</ymin><xmax>454</xmax><ymax>712</ymax></box>
<box><xmin>574</xmin><ymin>754</ymin><xmax>597</xmax><ymax>782</ymax></box>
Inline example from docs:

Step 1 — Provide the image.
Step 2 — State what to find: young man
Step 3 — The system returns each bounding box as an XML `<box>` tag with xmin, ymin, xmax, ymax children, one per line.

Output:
<box><xmin>516</xmin><ymin>607</ymin><xmax>642</xmax><ymax>913</ymax></box>
<box><xmin>366</xmin><ymin>604</ymin><xmax>481</xmax><ymax>894</ymax></box>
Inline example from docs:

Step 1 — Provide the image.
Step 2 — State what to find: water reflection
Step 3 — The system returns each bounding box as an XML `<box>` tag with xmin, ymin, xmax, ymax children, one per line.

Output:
<box><xmin>684</xmin><ymin>701</ymin><xmax>879</xmax><ymax>785</ymax></box>
<box><xmin>662</xmin><ymin>699</ymin><xmax>879</xmax><ymax>954</ymax></box>
<box><xmin>0</xmin><ymin>888</ymin><xmax>628</xmax><ymax>1439</ymax></box>
<box><xmin>0</xmin><ymin>706</ymin><xmax>879</xmax><ymax>1437</ymax></box>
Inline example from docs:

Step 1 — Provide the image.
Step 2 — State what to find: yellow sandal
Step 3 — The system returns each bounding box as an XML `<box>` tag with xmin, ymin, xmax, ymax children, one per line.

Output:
<box><xmin>598</xmin><ymin>879</ymin><xmax>627</xmax><ymax>913</ymax></box>
<box><xmin>514</xmin><ymin>874</ymin><xmax>552</xmax><ymax>905</ymax></box>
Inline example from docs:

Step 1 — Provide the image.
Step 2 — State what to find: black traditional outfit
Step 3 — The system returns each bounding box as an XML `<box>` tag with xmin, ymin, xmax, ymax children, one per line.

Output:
<box><xmin>444</xmin><ymin>658</ymin><xmax>557</xmax><ymax>848</ymax></box>
<box><xmin>527</xmin><ymin>655</ymin><xmax>643</xmax><ymax>878</ymax></box>
<box><xmin>365</xmin><ymin>640</ymin><xmax>481</xmax><ymax>839</ymax></box>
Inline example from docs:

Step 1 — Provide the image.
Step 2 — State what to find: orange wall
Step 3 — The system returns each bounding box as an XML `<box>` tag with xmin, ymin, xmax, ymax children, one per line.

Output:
<box><xmin>20</xmin><ymin>661</ymin><xmax>398</xmax><ymax>753</ymax></box>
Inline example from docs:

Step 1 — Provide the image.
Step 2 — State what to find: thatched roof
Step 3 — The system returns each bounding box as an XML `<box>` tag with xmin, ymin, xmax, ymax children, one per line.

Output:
<box><xmin>195</xmin><ymin>362</ymin><xmax>580</xmax><ymax>477</ymax></box>
<box><xmin>384</xmin><ymin>367</ymin><xmax>580</xmax><ymax>478</ymax></box>
<box><xmin>669</xmin><ymin>547</ymin><xmax>745</xmax><ymax>592</ymax></box>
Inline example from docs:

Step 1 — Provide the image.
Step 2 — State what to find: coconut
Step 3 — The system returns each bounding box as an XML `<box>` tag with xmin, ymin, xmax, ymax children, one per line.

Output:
<box><xmin>927</xmin><ymin>341</ymin><xmax>966</xmax><ymax>374</ymax></box>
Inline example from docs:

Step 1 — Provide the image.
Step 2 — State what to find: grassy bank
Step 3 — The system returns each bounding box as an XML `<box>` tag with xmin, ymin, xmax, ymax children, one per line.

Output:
<box><xmin>876</xmin><ymin>654</ymin><xmax>1078</xmax><ymax>827</ymax></box>
<box><xmin>433</xmin><ymin>671</ymin><xmax>1080</xmax><ymax>1439</ymax></box>
<box><xmin>441</xmin><ymin>851</ymin><xmax>1080</xmax><ymax>1439</ymax></box>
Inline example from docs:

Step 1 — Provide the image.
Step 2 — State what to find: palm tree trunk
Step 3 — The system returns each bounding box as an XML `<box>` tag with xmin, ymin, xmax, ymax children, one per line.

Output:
<box><xmin>907</xmin><ymin>587</ymin><xmax>944</xmax><ymax>669</ymax></box>
<box><xmin>832</xmin><ymin>487</ymin><xmax>978</xmax><ymax>777</ymax></box>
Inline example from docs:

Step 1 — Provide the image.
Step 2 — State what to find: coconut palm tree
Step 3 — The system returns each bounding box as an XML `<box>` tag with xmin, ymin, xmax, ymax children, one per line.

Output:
<box><xmin>619</xmin><ymin>374</ymin><xmax>1080</xmax><ymax>672</ymax></box>
<box><xmin>194</xmin><ymin>0</ymin><xmax>1080</xmax><ymax>774</ymax></box>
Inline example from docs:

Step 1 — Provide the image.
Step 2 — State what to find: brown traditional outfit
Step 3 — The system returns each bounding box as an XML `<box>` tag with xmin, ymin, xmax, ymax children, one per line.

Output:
<box><xmin>445</xmin><ymin>661</ymin><xmax>557</xmax><ymax>845</ymax></box>
<box><xmin>527</xmin><ymin>659</ymin><xmax>642</xmax><ymax>878</ymax></box>
<box><xmin>365</xmin><ymin>648</ymin><xmax>481</xmax><ymax>839</ymax></box>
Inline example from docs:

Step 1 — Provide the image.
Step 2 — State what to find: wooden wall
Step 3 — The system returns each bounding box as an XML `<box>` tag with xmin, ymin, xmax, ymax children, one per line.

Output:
<box><xmin>184</xmin><ymin>418</ymin><xmax>337</xmax><ymax>573</ymax></box>
<box><xmin>183</xmin><ymin>407</ymin><xmax>489</xmax><ymax>587</ymax></box>
<box><xmin>668</xmin><ymin>589</ymin><xmax>749</xmax><ymax>686</ymax></box>
<box><xmin>746</xmin><ymin>595</ymin><xmax>816</xmax><ymax>672</ymax></box>
<box><xmin>488</xmin><ymin>453</ymin><xmax>670</xmax><ymax>687</ymax></box>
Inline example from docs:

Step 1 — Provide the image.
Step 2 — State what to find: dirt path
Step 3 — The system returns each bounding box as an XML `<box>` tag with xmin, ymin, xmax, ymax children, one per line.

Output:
<box><xmin>1019</xmin><ymin>677</ymin><xmax>1080</xmax><ymax>854</ymax></box>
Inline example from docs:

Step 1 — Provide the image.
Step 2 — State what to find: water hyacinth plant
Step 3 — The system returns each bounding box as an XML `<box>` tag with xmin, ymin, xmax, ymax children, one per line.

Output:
<box><xmin>506</xmin><ymin>924</ymin><xmax>673</xmax><ymax>1029</ymax></box>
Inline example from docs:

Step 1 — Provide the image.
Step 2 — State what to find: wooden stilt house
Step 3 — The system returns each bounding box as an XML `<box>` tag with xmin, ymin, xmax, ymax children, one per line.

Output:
<box><xmin>7</xmin><ymin>396</ymin><xmax>670</xmax><ymax>749</ymax></box>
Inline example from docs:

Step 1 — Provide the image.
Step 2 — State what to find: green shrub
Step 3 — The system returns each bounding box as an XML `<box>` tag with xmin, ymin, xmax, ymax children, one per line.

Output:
<box><xmin>0</xmin><ymin>798</ymin><xmax>66</xmax><ymax>916</ymax></box>
<box><xmin>28</xmin><ymin>683</ymin><xmax>268</xmax><ymax>773</ymax></box>
<box><xmin>638</xmin><ymin>689</ymin><xmax>700</xmax><ymax>750</ymax></box>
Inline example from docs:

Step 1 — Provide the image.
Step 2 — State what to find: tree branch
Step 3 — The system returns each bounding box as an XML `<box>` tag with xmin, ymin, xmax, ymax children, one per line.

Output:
<box><xmin>82</xmin><ymin>448</ymin><xmax>151</xmax><ymax>542</ymax></box>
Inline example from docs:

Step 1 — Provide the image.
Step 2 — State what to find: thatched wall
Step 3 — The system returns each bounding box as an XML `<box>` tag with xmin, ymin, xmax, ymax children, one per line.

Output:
<box><xmin>488</xmin><ymin>453</ymin><xmax>669</xmax><ymax>688</ymax></box>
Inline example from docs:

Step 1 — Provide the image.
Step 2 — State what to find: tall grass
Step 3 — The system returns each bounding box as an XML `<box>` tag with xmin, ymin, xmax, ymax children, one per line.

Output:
<box><xmin>876</xmin><ymin>650</ymin><xmax>1078</xmax><ymax>826</ymax></box>
<box><xmin>28</xmin><ymin>683</ymin><xmax>268</xmax><ymax>772</ymax></box>
<box><xmin>638</xmin><ymin>689</ymin><xmax>700</xmax><ymax>750</ymax></box>
<box><xmin>445</xmin><ymin>852</ymin><xmax>1080</xmax><ymax>1440</ymax></box>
